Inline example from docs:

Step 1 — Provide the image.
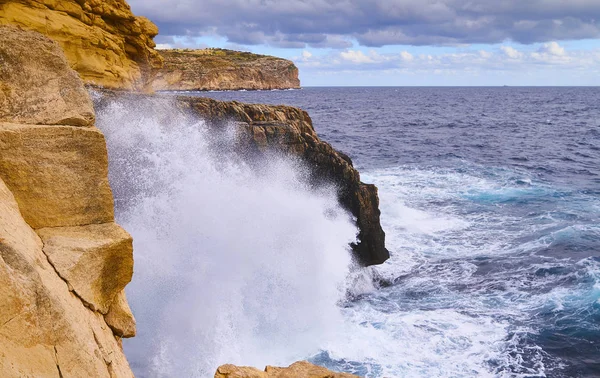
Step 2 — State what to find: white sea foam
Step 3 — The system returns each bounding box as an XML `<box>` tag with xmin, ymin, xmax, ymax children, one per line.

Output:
<box><xmin>325</xmin><ymin>165</ymin><xmax>573</xmax><ymax>377</ymax></box>
<box><xmin>95</xmin><ymin>96</ymin><xmax>597</xmax><ymax>378</ymax></box>
<box><xmin>96</xmin><ymin>96</ymin><xmax>358</xmax><ymax>377</ymax></box>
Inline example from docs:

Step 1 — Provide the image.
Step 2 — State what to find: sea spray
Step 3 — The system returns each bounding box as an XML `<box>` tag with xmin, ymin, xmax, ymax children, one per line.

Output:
<box><xmin>94</xmin><ymin>94</ymin><xmax>358</xmax><ymax>377</ymax></box>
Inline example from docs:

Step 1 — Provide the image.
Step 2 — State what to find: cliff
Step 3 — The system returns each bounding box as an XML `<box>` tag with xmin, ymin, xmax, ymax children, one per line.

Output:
<box><xmin>215</xmin><ymin>361</ymin><xmax>359</xmax><ymax>377</ymax></box>
<box><xmin>94</xmin><ymin>91</ymin><xmax>389</xmax><ymax>266</ymax></box>
<box><xmin>0</xmin><ymin>0</ymin><xmax>162</xmax><ymax>91</ymax></box>
<box><xmin>152</xmin><ymin>48</ymin><xmax>301</xmax><ymax>91</ymax></box>
<box><xmin>0</xmin><ymin>26</ymin><xmax>135</xmax><ymax>377</ymax></box>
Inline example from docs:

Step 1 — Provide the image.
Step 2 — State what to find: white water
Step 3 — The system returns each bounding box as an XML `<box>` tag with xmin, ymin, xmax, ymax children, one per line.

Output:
<box><xmin>95</xmin><ymin>96</ymin><xmax>358</xmax><ymax>377</ymax></box>
<box><xmin>95</xmin><ymin>95</ymin><xmax>599</xmax><ymax>378</ymax></box>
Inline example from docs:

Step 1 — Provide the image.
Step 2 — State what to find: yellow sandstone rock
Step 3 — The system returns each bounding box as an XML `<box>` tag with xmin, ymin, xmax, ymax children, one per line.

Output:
<box><xmin>104</xmin><ymin>290</ymin><xmax>136</xmax><ymax>338</ymax></box>
<box><xmin>0</xmin><ymin>26</ymin><xmax>135</xmax><ymax>377</ymax></box>
<box><xmin>153</xmin><ymin>49</ymin><xmax>301</xmax><ymax>91</ymax></box>
<box><xmin>0</xmin><ymin>26</ymin><xmax>95</xmax><ymax>126</ymax></box>
<box><xmin>37</xmin><ymin>223</ymin><xmax>134</xmax><ymax>314</ymax></box>
<box><xmin>0</xmin><ymin>0</ymin><xmax>162</xmax><ymax>91</ymax></box>
<box><xmin>0</xmin><ymin>178</ymin><xmax>134</xmax><ymax>378</ymax></box>
<box><xmin>0</xmin><ymin>123</ymin><xmax>115</xmax><ymax>229</ymax></box>
<box><xmin>215</xmin><ymin>361</ymin><xmax>360</xmax><ymax>378</ymax></box>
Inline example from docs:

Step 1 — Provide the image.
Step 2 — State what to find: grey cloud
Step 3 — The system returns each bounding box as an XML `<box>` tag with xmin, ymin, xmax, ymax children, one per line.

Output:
<box><xmin>128</xmin><ymin>0</ymin><xmax>600</xmax><ymax>48</ymax></box>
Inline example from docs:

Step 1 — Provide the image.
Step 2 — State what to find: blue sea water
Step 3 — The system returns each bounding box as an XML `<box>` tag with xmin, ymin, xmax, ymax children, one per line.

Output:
<box><xmin>193</xmin><ymin>87</ymin><xmax>600</xmax><ymax>377</ymax></box>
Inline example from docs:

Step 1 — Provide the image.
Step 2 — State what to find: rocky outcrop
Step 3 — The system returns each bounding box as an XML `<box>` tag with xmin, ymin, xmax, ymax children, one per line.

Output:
<box><xmin>0</xmin><ymin>0</ymin><xmax>162</xmax><ymax>91</ymax></box>
<box><xmin>94</xmin><ymin>91</ymin><xmax>389</xmax><ymax>266</ymax></box>
<box><xmin>214</xmin><ymin>361</ymin><xmax>360</xmax><ymax>378</ymax></box>
<box><xmin>152</xmin><ymin>49</ymin><xmax>300</xmax><ymax>91</ymax></box>
<box><xmin>0</xmin><ymin>26</ymin><xmax>135</xmax><ymax>377</ymax></box>
<box><xmin>178</xmin><ymin>97</ymin><xmax>389</xmax><ymax>266</ymax></box>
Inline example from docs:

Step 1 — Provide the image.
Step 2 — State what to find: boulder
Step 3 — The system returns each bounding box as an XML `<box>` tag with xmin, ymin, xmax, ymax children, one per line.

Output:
<box><xmin>0</xmin><ymin>123</ymin><xmax>115</xmax><ymax>229</ymax></box>
<box><xmin>0</xmin><ymin>0</ymin><xmax>162</xmax><ymax>90</ymax></box>
<box><xmin>37</xmin><ymin>223</ymin><xmax>134</xmax><ymax>314</ymax></box>
<box><xmin>0</xmin><ymin>26</ymin><xmax>95</xmax><ymax>126</ymax></box>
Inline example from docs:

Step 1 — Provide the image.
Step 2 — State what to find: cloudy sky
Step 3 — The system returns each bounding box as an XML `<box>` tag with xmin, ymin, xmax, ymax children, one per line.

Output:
<box><xmin>128</xmin><ymin>0</ymin><xmax>600</xmax><ymax>86</ymax></box>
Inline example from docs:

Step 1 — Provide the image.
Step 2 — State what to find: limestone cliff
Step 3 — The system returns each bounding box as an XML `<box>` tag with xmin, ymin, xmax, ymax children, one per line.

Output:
<box><xmin>215</xmin><ymin>361</ymin><xmax>360</xmax><ymax>378</ymax></box>
<box><xmin>0</xmin><ymin>26</ymin><xmax>135</xmax><ymax>377</ymax></box>
<box><xmin>152</xmin><ymin>49</ymin><xmax>301</xmax><ymax>91</ymax></box>
<box><xmin>0</xmin><ymin>0</ymin><xmax>162</xmax><ymax>91</ymax></box>
<box><xmin>94</xmin><ymin>91</ymin><xmax>389</xmax><ymax>266</ymax></box>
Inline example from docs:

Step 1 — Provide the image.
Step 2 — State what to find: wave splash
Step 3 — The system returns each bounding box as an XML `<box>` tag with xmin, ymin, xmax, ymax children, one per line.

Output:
<box><xmin>95</xmin><ymin>95</ymin><xmax>358</xmax><ymax>377</ymax></box>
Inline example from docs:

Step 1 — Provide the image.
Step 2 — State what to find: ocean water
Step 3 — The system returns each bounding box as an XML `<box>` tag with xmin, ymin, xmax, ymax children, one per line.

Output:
<box><xmin>97</xmin><ymin>87</ymin><xmax>600</xmax><ymax>377</ymax></box>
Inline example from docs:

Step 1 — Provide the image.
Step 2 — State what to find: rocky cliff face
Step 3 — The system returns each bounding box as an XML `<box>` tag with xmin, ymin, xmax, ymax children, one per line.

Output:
<box><xmin>94</xmin><ymin>91</ymin><xmax>389</xmax><ymax>266</ymax></box>
<box><xmin>152</xmin><ymin>49</ymin><xmax>301</xmax><ymax>91</ymax></box>
<box><xmin>214</xmin><ymin>361</ymin><xmax>359</xmax><ymax>377</ymax></box>
<box><xmin>0</xmin><ymin>26</ymin><xmax>135</xmax><ymax>377</ymax></box>
<box><xmin>0</xmin><ymin>0</ymin><xmax>162</xmax><ymax>91</ymax></box>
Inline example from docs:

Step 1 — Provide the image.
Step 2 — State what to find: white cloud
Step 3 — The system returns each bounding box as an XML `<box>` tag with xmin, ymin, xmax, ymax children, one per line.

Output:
<box><xmin>539</xmin><ymin>41</ymin><xmax>566</xmax><ymax>56</ymax></box>
<box><xmin>155</xmin><ymin>43</ymin><xmax>173</xmax><ymax>50</ymax></box>
<box><xmin>340</xmin><ymin>50</ymin><xmax>376</xmax><ymax>63</ymax></box>
<box><xmin>292</xmin><ymin>44</ymin><xmax>600</xmax><ymax>76</ymax></box>
<box><xmin>478</xmin><ymin>50</ymin><xmax>492</xmax><ymax>59</ymax></box>
<box><xmin>399</xmin><ymin>51</ymin><xmax>414</xmax><ymax>61</ymax></box>
<box><xmin>500</xmin><ymin>46</ymin><xmax>522</xmax><ymax>59</ymax></box>
<box><xmin>302</xmin><ymin>50</ymin><xmax>313</xmax><ymax>59</ymax></box>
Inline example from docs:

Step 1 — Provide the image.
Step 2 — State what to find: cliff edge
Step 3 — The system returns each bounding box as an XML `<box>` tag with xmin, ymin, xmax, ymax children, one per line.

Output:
<box><xmin>152</xmin><ymin>48</ymin><xmax>301</xmax><ymax>91</ymax></box>
<box><xmin>0</xmin><ymin>0</ymin><xmax>162</xmax><ymax>91</ymax></box>
<box><xmin>0</xmin><ymin>26</ymin><xmax>136</xmax><ymax>377</ymax></box>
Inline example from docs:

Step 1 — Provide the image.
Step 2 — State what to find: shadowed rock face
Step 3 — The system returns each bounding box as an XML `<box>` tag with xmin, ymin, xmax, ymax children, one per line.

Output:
<box><xmin>0</xmin><ymin>0</ymin><xmax>162</xmax><ymax>90</ymax></box>
<box><xmin>94</xmin><ymin>91</ymin><xmax>390</xmax><ymax>266</ymax></box>
<box><xmin>0</xmin><ymin>26</ymin><xmax>135</xmax><ymax>378</ymax></box>
<box><xmin>152</xmin><ymin>49</ymin><xmax>301</xmax><ymax>91</ymax></box>
<box><xmin>178</xmin><ymin>96</ymin><xmax>389</xmax><ymax>266</ymax></box>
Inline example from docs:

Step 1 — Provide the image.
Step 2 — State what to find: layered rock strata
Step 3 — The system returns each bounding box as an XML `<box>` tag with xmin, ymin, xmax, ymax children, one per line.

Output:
<box><xmin>94</xmin><ymin>90</ymin><xmax>389</xmax><ymax>266</ymax></box>
<box><xmin>0</xmin><ymin>0</ymin><xmax>162</xmax><ymax>90</ymax></box>
<box><xmin>214</xmin><ymin>361</ymin><xmax>360</xmax><ymax>378</ymax></box>
<box><xmin>0</xmin><ymin>26</ymin><xmax>135</xmax><ymax>377</ymax></box>
<box><xmin>152</xmin><ymin>48</ymin><xmax>300</xmax><ymax>91</ymax></box>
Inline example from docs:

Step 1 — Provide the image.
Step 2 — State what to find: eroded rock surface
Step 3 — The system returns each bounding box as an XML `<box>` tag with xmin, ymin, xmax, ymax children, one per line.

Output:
<box><xmin>153</xmin><ymin>49</ymin><xmax>300</xmax><ymax>91</ymax></box>
<box><xmin>0</xmin><ymin>123</ymin><xmax>115</xmax><ymax>229</ymax></box>
<box><xmin>215</xmin><ymin>361</ymin><xmax>360</xmax><ymax>378</ymax></box>
<box><xmin>37</xmin><ymin>223</ymin><xmax>134</xmax><ymax>314</ymax></box>
<box><xmin>0</xmin><ymin>26</ymin><xmax>95</xmax><ymax>126</ymax></box>
<box><xmin>0</xmin><ymin>0</ymin><xmax>162</xmax><ymax>90</ymax></box>
<box><xmin>0</xmin><ymin>26</ymin><xmax>135</xmax><ymax>377</ymax></box>
<box><xmin>104</xmin><ymin>290</ymin><xmax>136</xmax><ymax>338</ymax></box>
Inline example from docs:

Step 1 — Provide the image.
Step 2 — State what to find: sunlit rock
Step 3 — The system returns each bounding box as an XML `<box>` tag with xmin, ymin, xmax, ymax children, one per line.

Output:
<box><xmin>0</xmin><ymin>0</ymin><xmax>162</xmax><ymax>90</ymax></box>
<box><xmin>153</xmin><ymin>49</ymin><xmax>300</xmax><ymax>91</ymax></box>
<box><xmin>215</xmin><ymin>361</ymin><xmax>360</xmax><ymax>378</ymax></box>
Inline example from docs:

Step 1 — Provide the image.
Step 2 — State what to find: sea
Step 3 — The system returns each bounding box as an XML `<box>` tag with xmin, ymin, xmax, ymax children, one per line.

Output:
<box><xmin>96</xmin><ymin>87</ymin><xmax>600</xmax><ymax>378</ymax></box>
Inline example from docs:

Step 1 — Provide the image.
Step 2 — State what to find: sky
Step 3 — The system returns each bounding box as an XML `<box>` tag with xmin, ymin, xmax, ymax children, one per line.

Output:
<box><xmin>128</xmin><ymin>0</ymin><xmax>600</xmax><ymax>86</ymax></box>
